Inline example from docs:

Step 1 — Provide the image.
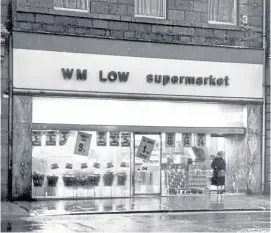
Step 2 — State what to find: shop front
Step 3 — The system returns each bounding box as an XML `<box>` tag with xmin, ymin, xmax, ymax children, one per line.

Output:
<box><xmin>12</xmin><ymin>33</ymin><xmax>264</xmax><ymax>200</ymax></box>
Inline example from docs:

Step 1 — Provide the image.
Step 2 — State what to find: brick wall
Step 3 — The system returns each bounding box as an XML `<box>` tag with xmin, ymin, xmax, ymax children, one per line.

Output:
<box><xmin>1</xmin><ymin>0</ymin><xmax>10</xmax><ymax>200</ymax></box>
<box><xmin>14</xmin><ymin>0</ymin><xmax>263</xmax><ymax>49</ymax></box>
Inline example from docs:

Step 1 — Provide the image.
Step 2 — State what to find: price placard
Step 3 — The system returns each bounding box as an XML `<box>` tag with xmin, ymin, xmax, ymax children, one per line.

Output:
<box><xmin>110</xmin><ymin>132</ymin><xmax>120</xmax><ymax>146</ymax></box>
<box><xmin>74</xmin><ymin>132</ymin><xmax>92</xmax><ymax>156</ymax></box>
<box><xmin>32</xmin><ymin>131</ymin><xmax>42</xmax><ymax>146</ymax></box>
<box><xmin>96</xmin><ymin>131</ymin><xmax>107</xmax><ymax>146</ymax></box>
<box><xmin>136</xmin><ymin>136</ymin><xmax>155</xmax><ymax>161</ymax></box>
<box><xmin>135</xmin><ymin>165</ymin><xmax>160</xmax><ymax>172</ymax></box>
<box><xmin>121</xmin><ymin>132</ymin><xmax>131</xmax><ymax>147</ymax></box>
<box><xmin>182</xmin><ymin>133</ymin><xmax>192</xmax><ymax>147</ymax></box>
<box><xmin>59</xmin><ymin>131</ymin><xmax>69</xmax><ymax>146</ymax></box>
<box><xmin>166</xmin><ymin>133</ymin><xmax>176</xmax><ymax>147</ymax></box>
<box><xmin>46</xmin><ymin>131</ymin><xmax>57</xmax><ymax>146</ymax></box>
<box><xmin>196</xmin><ymin>133</ymin><xmax>206</xmax><ymax>147</ymax></box>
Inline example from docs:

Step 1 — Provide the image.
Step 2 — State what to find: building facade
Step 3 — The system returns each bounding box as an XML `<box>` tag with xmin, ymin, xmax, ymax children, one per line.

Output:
<box><xmin>1</xmin><ymin>0</ymin><xmax>270</xmax><ymax>200</ymax></box>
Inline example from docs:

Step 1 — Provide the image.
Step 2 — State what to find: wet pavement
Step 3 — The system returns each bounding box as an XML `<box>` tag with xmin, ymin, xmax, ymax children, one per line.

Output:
<box><xmin>1</xmin><ymin>211</ymin><xmax>270</xmax><ymax>232</ymax></box>
<box><xmin>13</xmin><ymin>195</ymin><xmax>270</xmax><ymax>216</ymax></box>
<box><xmin>1</xmin><ymin>201</ymin><xmax>29</xmax><ymax>218</ymax></box>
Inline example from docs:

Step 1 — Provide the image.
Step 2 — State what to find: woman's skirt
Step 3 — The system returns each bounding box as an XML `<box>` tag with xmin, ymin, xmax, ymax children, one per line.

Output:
<box><xmin>211</xmin><ymin>176</ymin><xmax>225</xmax><ymax>186</ymax></box>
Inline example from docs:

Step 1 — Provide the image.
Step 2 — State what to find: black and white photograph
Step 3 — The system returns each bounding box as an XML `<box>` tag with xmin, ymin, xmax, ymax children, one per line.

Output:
<box><xmin>0</xmin><ymin>0</ymin><xmax>270</xmax><ymax>232</ymax></box>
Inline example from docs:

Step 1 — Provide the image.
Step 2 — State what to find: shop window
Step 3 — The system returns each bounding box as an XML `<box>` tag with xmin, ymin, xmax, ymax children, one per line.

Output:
<box><xmin>31</xmin><ymin>130</ymin><xmax>131</xmax><ymax>198</ymax></box>
<box><xmin>54</xmin><ymin>0</ymin><xmax>89</xmax><ymax>11</ymax></box>
<box><xmin>161</xmin><ymin>133</ymin><xmax>213</xmax><ymax>195</ymax></box>
<box><xmin>208</xmin><ymin>0</ymin><xmax>237</xmax><ymax>25</ymax></box>
<box><xmin>135</xmin><ymin>0</ymin><xmax>166</xmax><ymax>19</ymax></box>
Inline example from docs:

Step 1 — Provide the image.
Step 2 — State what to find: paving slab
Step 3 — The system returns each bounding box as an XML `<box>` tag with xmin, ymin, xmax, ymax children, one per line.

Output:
<box><xmin>1</xmin><ymin>201</ymin><xmax>30</xmax><ymax>218</ymax></box>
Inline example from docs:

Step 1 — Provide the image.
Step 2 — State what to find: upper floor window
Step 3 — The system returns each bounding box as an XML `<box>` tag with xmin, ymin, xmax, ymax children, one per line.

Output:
<box><xmin>135</xmin><ymin>0</ymin><xmax>166</xmax><ymax>19</ymax></box>
<box><xmin>208</xmin><ymin>0</ymin><xmax>237</xmax><ymax>25</ymax></box>
<box><xmin>54</xmin><ymin>0</ymin><xmax>88</xmax><ymax>12</ymax></box>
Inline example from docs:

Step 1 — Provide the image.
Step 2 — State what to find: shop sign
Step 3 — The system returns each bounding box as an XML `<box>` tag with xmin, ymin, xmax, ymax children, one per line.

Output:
<box><xmin>135</xmin><ymin>165</ymin><xmax>160</xmax><ymax>172</ymax></box>
<box><xmin>121</xmin><ymin>132</ymin><xmax>131</xmax><ymax>147</ymax></box>
<box><xmin>96</xmin><ymin>131</ymin><xmax>107</xmax><ymax>146</ymax></box>
<box><xmin>166</xmin><ymin>133</ymin><xmax>176</xmax><ymax>147</ymax></box>
<box><xmin>74</xmin><ymin>132</ymin><xmax>92</xmax><ymax>156</ymax></box>
<box><xmin>136</xmin><ymin>136</ymin><xmax>155</xmax><ymax>161</ymax></box>
<box><xmin>59</xmin><ymin>131</ymin><xmax>69</xmax><ymax>146</ymax></box>
<box><xmin>45</xmin><ymin>131</ymin><xmax>57</xmax><ymax>146</ymax></box>
<box><xmin>32</xmin><ymin>131</ymin><xmax>42</xmax><ymax>146</ymax></box>
<box><xmin>13</xmin><ymin>49</ymin><xmax>263</xmax><ymax>99</ymax></box>
<box><xmin>110</xmin><ymin>132</ymin><xmax>120</xmax><ymax>146</ymax></box>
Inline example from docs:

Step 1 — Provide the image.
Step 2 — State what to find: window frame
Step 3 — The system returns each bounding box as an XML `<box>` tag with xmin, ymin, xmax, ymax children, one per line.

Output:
<box><xmin>208</xmin><ymin>0</ymin><xmax>238</xmax><ymax>26</ymax></box>
<box><xmin>54</xmin><ymin>0</ymin><xmax>89</xmax><ymax>12</ymax></box>
<box><xmin>134</xmin><ymin>0</ymin><xmax>167</xmax><ymax>20</ymax></box>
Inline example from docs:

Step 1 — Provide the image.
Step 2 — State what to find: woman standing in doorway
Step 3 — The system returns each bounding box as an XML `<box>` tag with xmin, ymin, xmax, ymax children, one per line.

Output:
<box><xmin>211</xmin><ymin>151</ymin><xmax>226</xmax><ymax>194</ymax></box>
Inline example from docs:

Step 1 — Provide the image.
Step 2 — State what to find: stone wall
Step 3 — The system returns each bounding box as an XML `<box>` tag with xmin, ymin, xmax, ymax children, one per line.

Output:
<box><xmin>247</xmin><ymin>105</ymin><xmax>263</xmax><ymax>194</ymax></box>
<box><xmin>224</xmin><ymin>135</ymin><xmax>247</xmax><ymax>193</ymax></box>
<box><xmin>12</xmin><ymin>96</ymin><xmax>32</xmax><ymax>200</ymax></box>
<box><xmin>224</xmin><ymin>105</ymin><xmax>262</xmax><ymax>194</ymax></box>
<box><xmin>14</xmin><ymin>0</ymin><xmax>263</xmax><ymax>49</ymax></box>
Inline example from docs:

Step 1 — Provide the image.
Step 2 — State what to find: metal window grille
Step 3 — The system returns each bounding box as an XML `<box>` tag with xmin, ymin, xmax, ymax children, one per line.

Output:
<box><xmin>135</xmin><ymin>0</ymin><xmax>166</xmax><ymax>19</ymax></box>
<box><xmin>54</xmin><ymin>0</ymin><xmax>88</xmax><ymax>11</ymax></box>
<box><xmin>208</xmin><ymin>0</ymin><xmax>237</xmax><ymax>25</ymax></box>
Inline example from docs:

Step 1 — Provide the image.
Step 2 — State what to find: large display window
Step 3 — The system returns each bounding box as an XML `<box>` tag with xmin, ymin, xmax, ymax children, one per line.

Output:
<box><xmin>31</xmin><ymin>129</ymin><xmax>230</xmax><ymax>198</ymax></box>
<box><xmin>32</xmin><ymin>131</ymin><xmax>132</xmax><ymax>198</ymax></box>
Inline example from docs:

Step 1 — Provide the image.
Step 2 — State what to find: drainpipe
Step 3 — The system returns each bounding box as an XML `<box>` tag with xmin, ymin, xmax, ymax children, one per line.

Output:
<box><xmin>261</xmin><ymin>0</ymin><xmax>267</xmax><ymax>194</ymax></box>
<box><xmin>7</xmin><ymin>35</ymin><xmax>13</xmax><ymax>201</ymax></box>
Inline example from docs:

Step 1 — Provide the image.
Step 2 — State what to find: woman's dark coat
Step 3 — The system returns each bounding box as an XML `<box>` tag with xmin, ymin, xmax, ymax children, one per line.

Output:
<box><xmin>211</xmin><ymin>157</ymin><xmax>226</xmax><ymax>186</ymax></box>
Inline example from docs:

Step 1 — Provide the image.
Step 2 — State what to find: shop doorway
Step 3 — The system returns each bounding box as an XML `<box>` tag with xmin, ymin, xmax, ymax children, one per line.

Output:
<box><xmin>210</xmin><ymin>136</ymin><xmax>226</xmax><ymax>193</ymax></box>
<box><xmin>133</xmin><ymin>133</ymin><xmax>161</xmax><ymax>195</ymax></box>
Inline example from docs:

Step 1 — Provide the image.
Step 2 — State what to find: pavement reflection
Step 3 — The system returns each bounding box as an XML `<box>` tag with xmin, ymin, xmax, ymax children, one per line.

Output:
<box><xmin>14</xmin><ymin>195</ymin><xmax>270</xmax><ymax>216</ymax></box>
<box><xmin>1</xmin><ymin>211</ymin><xmax>270</xmax><ymax>232</ymax></box>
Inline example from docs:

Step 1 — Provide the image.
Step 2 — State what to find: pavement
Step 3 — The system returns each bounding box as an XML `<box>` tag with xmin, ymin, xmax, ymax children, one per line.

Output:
<box><xmin>1</xmin><ymin>210</ymin><xmax>270</xmax><ymax>232</ymax></box>
<box><xmin>1</xmin><ymin>195</ymin><xmax>270</xmax><ymax>232</ymax></box>
<box><xmin>3</xmin><ymin>194</ymin><xmax>271</xmax><ymax>217</ymax></box>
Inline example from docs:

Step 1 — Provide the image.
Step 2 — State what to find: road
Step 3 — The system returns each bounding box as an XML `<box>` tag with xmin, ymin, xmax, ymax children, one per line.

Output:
<box><xmin>1</xmin><ymin>211</ymin><xmax>270</xmax><ymax>232</ymax></box>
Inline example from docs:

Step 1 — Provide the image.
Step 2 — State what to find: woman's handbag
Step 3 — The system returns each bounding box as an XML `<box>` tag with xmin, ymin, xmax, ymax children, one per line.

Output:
<box><xmin>218</xmin><ymin>170</ymin><xmax>226</xmax><ymax>177</ymax></box>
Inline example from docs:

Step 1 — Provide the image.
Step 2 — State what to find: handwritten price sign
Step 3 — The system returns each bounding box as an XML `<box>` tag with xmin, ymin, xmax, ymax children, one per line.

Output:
<box><xmin>74</xmin><ymin>132</ymin><xmax>92</xmax><ymax>156</ymax></box>
<box><xmin>136</xmin><ymin>136</ymin><xmax>155</xmax><ymax>161</ymax></box>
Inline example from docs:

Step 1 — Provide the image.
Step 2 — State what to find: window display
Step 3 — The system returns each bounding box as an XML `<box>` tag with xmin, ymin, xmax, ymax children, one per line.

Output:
<box><xmin>134</xmin><ymin>134</ymin><xmax>160</xmax><ymax>194</ymax></box>
<box><xmin>32</xmin><ymin>130</ymin><xmax>132</xmax><ymax>198</ymax></box>
<box><xmin>31</xmin><ymin>129</ymin><xmax>235</xmax><ymax>199</ymax></box>
<box><xmin>161</xmin><ymin>133</ymin><xmax>212</xmax><ymax>195</ymax></box>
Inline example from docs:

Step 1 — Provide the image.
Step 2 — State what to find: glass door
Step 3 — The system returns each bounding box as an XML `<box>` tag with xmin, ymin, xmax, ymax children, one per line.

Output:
<box><xmin>133</xmin><ymin>133</ymin><xmax>161</xmax><ymax>195</ymax></box>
